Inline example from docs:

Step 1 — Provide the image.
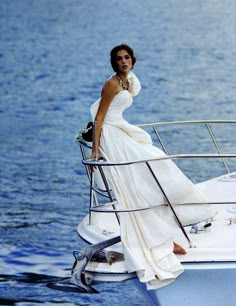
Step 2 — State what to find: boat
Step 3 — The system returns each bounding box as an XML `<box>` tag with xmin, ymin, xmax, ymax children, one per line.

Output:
<box><xmin>72</xmin><ymin>120</ymin><xmax>236</xmax><ymax>305</ymax></box>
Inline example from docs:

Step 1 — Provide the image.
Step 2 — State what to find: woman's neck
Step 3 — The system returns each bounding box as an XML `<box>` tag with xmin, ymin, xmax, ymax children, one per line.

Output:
<box><xmin>117</xmin><ymin>72</ymin><xmax>128</xmax><ymax>82</ymax></box>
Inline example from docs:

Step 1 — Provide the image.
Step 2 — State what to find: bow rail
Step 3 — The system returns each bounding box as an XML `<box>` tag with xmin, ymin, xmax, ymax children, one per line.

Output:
<box><xmin>76</xmin><ymin>120</ymin><xmax>236</xmax><ymax>248</ymax></box>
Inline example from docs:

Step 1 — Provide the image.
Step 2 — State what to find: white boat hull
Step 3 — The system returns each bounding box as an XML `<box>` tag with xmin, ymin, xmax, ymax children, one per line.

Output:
<box><xmin>150</xmin><ymin>262</ymin><xmax>236</xmax><ymax>306</ymax></box>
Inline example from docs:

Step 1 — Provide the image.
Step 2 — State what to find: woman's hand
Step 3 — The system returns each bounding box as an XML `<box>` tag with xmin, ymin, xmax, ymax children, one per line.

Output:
<box><xmin>89</xmin><ymin>151</ymin><xmax>99</xmax><ymax>171</ymax></box>
<box><xmin>89</xmin><ymin>151</ymin><xmax>98</xmax><ymax>160</ymax></box>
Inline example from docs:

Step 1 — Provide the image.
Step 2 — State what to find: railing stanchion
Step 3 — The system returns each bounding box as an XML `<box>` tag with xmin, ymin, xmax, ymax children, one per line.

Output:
<box><xmin>205</xmin><ymin>123</ymin><xmax>230</xmax><ymax>173</ymax></box>
<box><xmin>153</xmin><ymin>126</ymin><xmax>169</xmax><ymax>154</ymax></box>
<box><xmin>145</xmin><ymin>161</ymin><xmax>194</xmax><ymax>248</ymax></box>
<box><xmin>98</xmin><ymin>165</ymin><xmax>120</xmax><ymax>225</ymax></box>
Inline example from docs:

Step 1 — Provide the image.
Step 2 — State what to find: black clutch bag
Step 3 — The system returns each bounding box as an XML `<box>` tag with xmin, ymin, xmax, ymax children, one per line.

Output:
<box><xmin>81</xmin><ymin>121</ymin><xmax>94</xmax><ymax>142</ymax></box>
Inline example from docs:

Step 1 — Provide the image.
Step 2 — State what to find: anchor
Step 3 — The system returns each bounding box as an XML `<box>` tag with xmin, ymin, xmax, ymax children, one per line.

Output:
<box><xmin>47</xmin><ymin>235</ymin><xmax>122</xmax><ymax>293</ymax></box>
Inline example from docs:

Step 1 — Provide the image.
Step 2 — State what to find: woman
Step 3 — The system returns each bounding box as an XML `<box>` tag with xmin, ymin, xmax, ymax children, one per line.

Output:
<box><xmin>89</xmin><ymin>44</ymin><xmax>213</xmax><ymax>289</ymax></box>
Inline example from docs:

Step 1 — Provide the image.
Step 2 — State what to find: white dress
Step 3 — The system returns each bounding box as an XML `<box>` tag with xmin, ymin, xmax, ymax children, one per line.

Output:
<box><xmin>90</xmin><ymin>72</ymin><xmax>213</xmax><ymax>289</ymax></box>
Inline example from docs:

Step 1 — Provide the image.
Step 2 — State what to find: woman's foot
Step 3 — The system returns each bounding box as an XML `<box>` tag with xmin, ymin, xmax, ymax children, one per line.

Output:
<box><xmin>173</xmin><ymin>242</ymin><xmax>187</xmax><ymax>255</ymax></box>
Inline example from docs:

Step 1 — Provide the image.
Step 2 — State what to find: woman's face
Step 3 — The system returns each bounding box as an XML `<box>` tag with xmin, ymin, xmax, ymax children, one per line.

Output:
<box><xmin>115</xmin><ymin>49</ymin><xmax>133</xmax><ymax>73</ymax></box>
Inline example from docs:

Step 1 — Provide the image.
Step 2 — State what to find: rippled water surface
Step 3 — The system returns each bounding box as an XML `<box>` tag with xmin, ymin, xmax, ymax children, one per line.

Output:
<box><xmin>0</xmin><ymin>0</ymin><xmax>235</xmax><ymax>305</ymax></box>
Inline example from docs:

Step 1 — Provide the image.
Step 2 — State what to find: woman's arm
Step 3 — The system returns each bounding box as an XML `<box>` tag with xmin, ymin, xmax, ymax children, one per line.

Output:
<box><xmin>91</xmin><ymin>77</ymin><xmax>119</xmax><ymax>159</ymax></box>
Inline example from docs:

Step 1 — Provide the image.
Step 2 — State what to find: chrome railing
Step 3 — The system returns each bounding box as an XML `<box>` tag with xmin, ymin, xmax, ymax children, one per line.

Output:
<box><xmin>83</xmin><ymin>154</ymin><xmax>236</xmax><ymax>248</ymax></box>
<box><xmin>138</xmin><ymin>120</ymin><xmax>236</xmax><ymax>173</ymax></box>
<box><xmin>76</xmin><ymin>120</ymin><xmax>236</xmax><ymax>247</ymax></box>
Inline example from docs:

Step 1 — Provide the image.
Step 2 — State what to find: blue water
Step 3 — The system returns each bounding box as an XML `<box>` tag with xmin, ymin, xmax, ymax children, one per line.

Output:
<box><xmin>0</xmin><ymin>0</ymin><xmax>235</xmax><ymax>305</ymax></box>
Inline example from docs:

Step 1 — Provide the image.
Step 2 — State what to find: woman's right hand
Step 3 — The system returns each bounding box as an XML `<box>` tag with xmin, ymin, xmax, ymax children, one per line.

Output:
<box><xmin>89</xmin><ymin>150</ymin><xmax>99</xmax><ymax>171</ymax></box>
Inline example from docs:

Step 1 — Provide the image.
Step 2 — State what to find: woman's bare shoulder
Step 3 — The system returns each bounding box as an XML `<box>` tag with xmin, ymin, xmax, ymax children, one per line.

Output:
<box><xmin>105</xmin><ymin>75</ymin><xmax>118</xmax><ymax>88</ymax></box>
<box><xmin>101</xmin><ymin>75</ymin><xmax>119</xmax><ymax>96</ymax></box>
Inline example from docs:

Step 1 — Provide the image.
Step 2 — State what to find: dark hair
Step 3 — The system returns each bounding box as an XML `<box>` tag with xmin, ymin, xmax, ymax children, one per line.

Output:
<box><xmin>110</xmin><ymin>44</ymin><xmax>136</xmax><ymax>72</ymax></box>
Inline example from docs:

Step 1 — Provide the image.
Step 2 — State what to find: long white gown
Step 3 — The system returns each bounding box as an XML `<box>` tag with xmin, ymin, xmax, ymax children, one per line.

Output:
<box><xmin>90</xmin><ymin>72</ymin><xmax>213</xmax><ymax>289</ymax></box>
